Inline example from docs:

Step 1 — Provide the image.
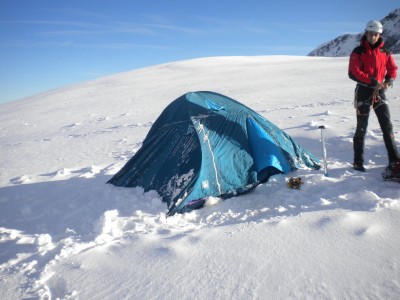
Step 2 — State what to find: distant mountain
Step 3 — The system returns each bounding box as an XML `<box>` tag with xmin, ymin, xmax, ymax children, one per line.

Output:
<box><xmin>308</xmin><ymin>8</ymin><xmax>400</xmax><ymax>57</ymax></box>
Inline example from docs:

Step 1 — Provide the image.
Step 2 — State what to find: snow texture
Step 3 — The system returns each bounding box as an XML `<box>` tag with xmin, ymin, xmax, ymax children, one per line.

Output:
<box><xmin>1</xmin><ymin>55</ymin><xmax>400</xmax><ymax>299</ymax></box>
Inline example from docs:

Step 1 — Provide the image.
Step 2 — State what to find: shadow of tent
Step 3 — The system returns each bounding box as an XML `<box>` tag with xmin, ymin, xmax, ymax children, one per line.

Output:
<box><xmin>0</xmin><ymin>173</ymin><xmax>137</xmax><ymax>241</ymax></box>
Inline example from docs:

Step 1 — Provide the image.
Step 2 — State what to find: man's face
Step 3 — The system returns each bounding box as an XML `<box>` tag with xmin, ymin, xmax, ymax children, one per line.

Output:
<box><xmin>366</xmin><ymin>31</ymin><xmax>380</xmax><ymax>45</ymax></box>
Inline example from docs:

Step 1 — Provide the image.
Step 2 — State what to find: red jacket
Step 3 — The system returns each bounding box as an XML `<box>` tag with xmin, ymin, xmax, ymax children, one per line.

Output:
<box><xmin>348</xmin><ymin>36</ymin><xmax>397</xmax><ymax>86</ymax></box>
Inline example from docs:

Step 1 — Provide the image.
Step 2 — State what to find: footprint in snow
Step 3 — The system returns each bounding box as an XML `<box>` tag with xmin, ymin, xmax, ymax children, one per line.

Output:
<box><xmin>10</xmin><ymin>175</ymin><xmax>34</xmax><ymax>184</ymax></box>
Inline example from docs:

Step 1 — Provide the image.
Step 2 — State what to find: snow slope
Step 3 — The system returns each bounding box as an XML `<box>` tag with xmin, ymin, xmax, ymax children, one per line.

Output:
<box><xmin>1</xmin><ymin>55</ymin><xmax>400</xmax><ymax>299</ymax></box>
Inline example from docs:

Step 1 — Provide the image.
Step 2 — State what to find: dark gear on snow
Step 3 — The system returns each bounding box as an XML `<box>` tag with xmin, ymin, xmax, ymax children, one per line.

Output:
<box><xmin>287</xmin><ymin>177</ymin><xmax>304</xmax><ymax>189</ymax></box>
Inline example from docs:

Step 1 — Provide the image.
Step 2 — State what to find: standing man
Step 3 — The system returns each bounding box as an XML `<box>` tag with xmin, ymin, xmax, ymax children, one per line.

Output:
<box><xmin>348</xmin><ymin>20</ymin><xmax>400</xmax><ymax>179</ymax></box>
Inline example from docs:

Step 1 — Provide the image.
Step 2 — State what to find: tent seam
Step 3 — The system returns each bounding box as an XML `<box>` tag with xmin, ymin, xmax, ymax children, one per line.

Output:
<box><xmin>194</xmin><ymin>118</ymin><xmax>222</xmax><ymax>195</ymax></box>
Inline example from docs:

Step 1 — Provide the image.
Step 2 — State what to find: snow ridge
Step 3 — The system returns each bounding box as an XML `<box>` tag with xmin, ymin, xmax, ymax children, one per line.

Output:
<box><xmin>309</xmin><ymin>8</ymin><xmax>400</xmax><ymax>57</ymax></box>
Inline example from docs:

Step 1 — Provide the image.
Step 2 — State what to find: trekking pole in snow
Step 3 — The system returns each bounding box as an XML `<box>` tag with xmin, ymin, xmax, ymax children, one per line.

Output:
<box><xmin>319</xmin><ymin>125</ymin><xmax>328</xmax><ymax>177</ymax></box>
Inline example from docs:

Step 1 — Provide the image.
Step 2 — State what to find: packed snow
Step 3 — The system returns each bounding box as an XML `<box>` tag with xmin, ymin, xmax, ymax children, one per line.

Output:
<box><xmin>1</xmin><ymin>55</ymin><xmax>400</xmax><ymax>299</ymax></box>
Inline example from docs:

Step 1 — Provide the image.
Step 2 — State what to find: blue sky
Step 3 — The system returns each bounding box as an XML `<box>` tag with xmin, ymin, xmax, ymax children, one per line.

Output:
<box><xmin>1</xmin><ymin>0</ymin><xmax>399</xmax><ymax>104</ymax></box>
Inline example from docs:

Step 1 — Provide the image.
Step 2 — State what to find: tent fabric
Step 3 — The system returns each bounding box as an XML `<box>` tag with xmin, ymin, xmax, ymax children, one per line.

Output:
<box><xmin>246</xmin><ymin>117</ymin><xmax>291</xmax><ymax>174</ymax></box>
<box><xmin>108</xmin><ymin>91</ymin><xmax>320</xmax><ymax>216</ymax></box>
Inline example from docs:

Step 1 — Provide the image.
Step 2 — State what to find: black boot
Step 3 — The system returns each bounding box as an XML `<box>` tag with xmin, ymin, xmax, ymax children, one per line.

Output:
<box><xmin>353</xmin><ymin>137</ymin><xmax>365</xmax><ymax>172</ymax></box>
<box><xmin>383</xmin><ymin>132</ymin><xmax>400</xmax><ymax>164</ymax></box>
<box><xmin>382</xmin><ymin>160</ymin><xmax>400</xmax><ymax>179</ymax></box>
<box><xmin>353</xmin><ymin>163</ymin><xmax>366</xmax><ymax>172</ymax></box>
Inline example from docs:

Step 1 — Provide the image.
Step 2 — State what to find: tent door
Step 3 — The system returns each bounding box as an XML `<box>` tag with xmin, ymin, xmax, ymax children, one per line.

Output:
<box><xmin>246</xmin><ymin>117</ymin><xmax>291</xmax><ymax>180</ymax></box>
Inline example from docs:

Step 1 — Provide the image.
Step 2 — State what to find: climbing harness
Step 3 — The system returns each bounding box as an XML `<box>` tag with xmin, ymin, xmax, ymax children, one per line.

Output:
<box><xmin>354</xmin><ymin>85</ymin><xmax>386</xmax><ymax>116</ymax></box>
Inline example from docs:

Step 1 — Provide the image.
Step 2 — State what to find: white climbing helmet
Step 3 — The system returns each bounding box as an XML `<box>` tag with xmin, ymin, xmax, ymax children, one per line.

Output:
<box><xmin>365</xmin><ymin>20</ymin><xmax>383</xmax><ymax>33</ymax></box>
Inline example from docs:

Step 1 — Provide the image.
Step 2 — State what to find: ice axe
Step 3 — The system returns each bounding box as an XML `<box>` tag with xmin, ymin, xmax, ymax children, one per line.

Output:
<box><xmin>319</xmin><ymin>125</ymin><xmax>328</xmax><ymax>176</ymax></box>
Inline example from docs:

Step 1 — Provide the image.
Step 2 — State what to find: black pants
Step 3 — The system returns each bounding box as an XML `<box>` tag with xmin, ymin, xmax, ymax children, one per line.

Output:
<box><xmin>353</xmin><ymin>85</ymin><xmax>399</xmax><ymax>165</ymax></box>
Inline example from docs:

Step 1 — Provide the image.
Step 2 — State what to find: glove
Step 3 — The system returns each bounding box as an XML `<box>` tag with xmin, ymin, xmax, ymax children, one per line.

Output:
<box><xmin>370</xmin><ymin>77</ymin><xmax>379</xmax><ymax>87</ymax></box>
<box><xmin>383</xmin><ymin>78</ymin><xmax>394</xmax><ymax>89</ymax></box>
<box><xmin>370</xmin><ymin>77</ymin><xmax>384</xmax><ymax>90</ymax></box>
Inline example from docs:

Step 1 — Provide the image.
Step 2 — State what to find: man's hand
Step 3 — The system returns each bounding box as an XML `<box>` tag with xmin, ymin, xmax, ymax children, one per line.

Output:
<box><xmin>370</xmin><ymin>77</ymin><xmax>384</xmax><ymax>89</ymax></box>
<box><xmin>375</xmin><ymin>81</ymin><xmax>385</xmax><ymax>90</ymax></box>
<box><xmin>383</xmin><ymin>79</ymin><xmax>394</xmax><ymax>89</ymax></box>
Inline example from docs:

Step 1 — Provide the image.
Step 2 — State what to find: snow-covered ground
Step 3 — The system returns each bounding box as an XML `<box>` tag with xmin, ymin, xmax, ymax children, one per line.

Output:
<box><xmin>1</xmin><ymin>55</ymin><xmax>399</xmax><ymax>299</ymax></box>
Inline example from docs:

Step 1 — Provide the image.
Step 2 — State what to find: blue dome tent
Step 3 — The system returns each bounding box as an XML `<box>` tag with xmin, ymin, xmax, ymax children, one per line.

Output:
<box><xmin>108</xmin><ymin>91</ymin><xmax>320</xmax><ymax>216</ymax></box>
